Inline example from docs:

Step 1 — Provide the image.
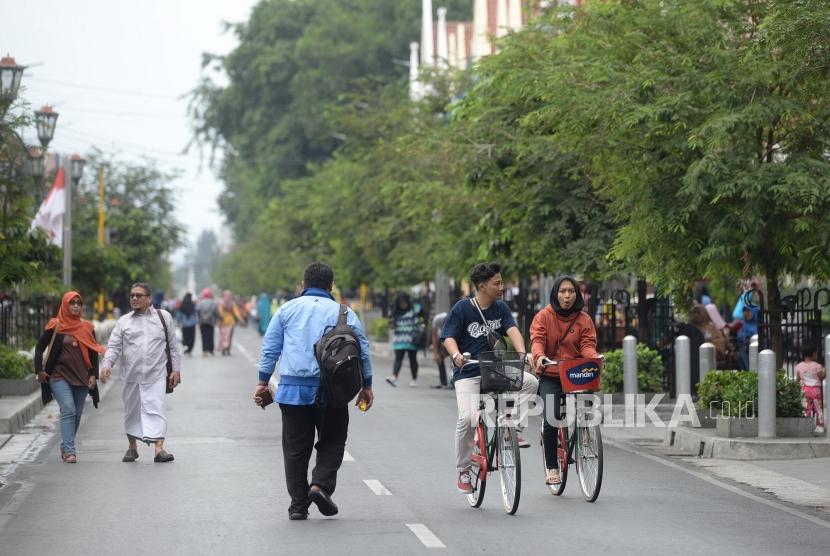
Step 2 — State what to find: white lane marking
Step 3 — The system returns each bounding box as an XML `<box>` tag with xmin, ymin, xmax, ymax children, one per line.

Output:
<box><xmin>343</xmin><ymin>450</ymin><xmax>354</xmax><ymax>462</ymax></box>
<box><xmin>363</xmin><ymin>479</ymin><xmax>392</xmax><ymax>495</ymax></box>
<box><xmin>0</xmin><ymin>482</ymin><xmax>35</xmax><ymax>532</ymax></box>
<box><xmin>605</xmin><ymin>438</ymin><xmax>830</xmax><ymax>530</ymax></box>
<box><xmin>235</xmin><ymin>343</ymin><xmax>258</xmax><ymax>366</ymax></box>
<box><xmin>406</xmin><ymin>524</ymin><xmax>445</xmax><ymax>548</ymax></box>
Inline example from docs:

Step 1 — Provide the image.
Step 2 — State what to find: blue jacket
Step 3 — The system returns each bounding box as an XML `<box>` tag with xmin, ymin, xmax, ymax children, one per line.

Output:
<box><xmin>258</xmin><ymin>288</ymin><xmax>373</xmax><ymax>405</ymax></box>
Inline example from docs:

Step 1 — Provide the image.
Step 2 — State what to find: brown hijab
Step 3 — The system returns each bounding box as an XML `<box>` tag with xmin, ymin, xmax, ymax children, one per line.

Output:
<box><xmin>45</xmin><ymin>291</ymin><xmax>107</xmax><ymax>368</ymax></box>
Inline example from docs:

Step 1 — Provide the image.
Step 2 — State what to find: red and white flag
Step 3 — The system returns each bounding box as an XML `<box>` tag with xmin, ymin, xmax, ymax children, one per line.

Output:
<box><xmin>30</xmin><ymin>167</ymin><xmax>66</xmax><ymax>247</ymax></box>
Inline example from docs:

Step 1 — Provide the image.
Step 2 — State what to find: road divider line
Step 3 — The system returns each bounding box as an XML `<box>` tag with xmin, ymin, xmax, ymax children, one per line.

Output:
<box><xmin>343</xmin><ymin>450</ymin><xmax>354</xmax><ymax>462</ymax></box>
<box><xmin>363</xmin><ymin>479</ymin><xmax>392</xmax><ymax>495</ymax></box>
<box><xmin>406</xmin><ymin>524</ymin><xmax>445</xmax><ymax>548</ymax></box>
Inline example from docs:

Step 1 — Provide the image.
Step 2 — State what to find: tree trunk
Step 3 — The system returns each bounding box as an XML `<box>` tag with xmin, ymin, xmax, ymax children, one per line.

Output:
<box><xmin>637</xmin><ymin>278</ymin><xmax>648</xmax><ymax>344</ymax></box>
<box><xmin>764</xmin><ymin>264</ymin><xmax>784</xmax><ymax>370</ymax></box>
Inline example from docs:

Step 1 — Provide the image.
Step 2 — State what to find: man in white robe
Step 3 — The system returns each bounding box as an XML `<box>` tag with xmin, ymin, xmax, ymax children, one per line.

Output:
<box><xmin>101</xmin><ymin>282</ymin><xmax>181</xmax><ymax>462</ymax></box>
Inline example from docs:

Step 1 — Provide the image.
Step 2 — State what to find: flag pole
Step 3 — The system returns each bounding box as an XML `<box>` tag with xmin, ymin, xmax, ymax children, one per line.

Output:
<box><xmin>62</xmin><ymin>155</ymin><xmax>72</xmax><ymax>286</ymax></box>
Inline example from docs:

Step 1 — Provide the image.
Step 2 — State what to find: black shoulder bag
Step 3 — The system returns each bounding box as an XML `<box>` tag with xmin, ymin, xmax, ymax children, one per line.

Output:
<box><xmin>156</xmin><ymin>310</ymin><xmax>177</xmax><ymax>394</ymax></box>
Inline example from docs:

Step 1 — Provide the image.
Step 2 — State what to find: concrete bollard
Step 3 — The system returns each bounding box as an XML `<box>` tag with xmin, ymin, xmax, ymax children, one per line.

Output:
<box><xmin>749</xmin><ymin>341</ymin><xmax>759</xmax><ymax>372</ymax></box>
<box><xmin>623</xmin><ymin>335</ymin><xmax>638</xmax><ymax>395</ymax></box>
<box><xmin>699</xmin><ymin>342</ymin><xmax>716</xmax><ymax>384</ymax></box>
<box><xmin>758</xmin><ymin>349</ymin><xmax>776</xmax><ymax>438</ymax></box>
<box><xmin>675</xmin><ymin>335</ymin><xmax>690</xmax><ymax>397</ymax></box>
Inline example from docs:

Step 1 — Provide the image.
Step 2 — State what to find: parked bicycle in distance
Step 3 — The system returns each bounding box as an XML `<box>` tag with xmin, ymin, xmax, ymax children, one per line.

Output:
<box><xmin>538</xmin><ymin>356</ymin><xmax>604</xmax><ymax>503</ymax></box>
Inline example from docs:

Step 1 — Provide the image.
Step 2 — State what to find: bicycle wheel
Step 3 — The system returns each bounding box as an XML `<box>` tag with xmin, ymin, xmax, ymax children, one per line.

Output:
<box><xmin>498</xmin><ymin>426</ymin><xmax>521</xmax><ymax>514</ymax></box>
<box><xmin>575</xmin><ymin>424</ymin><xmax>603</xmax><ymax>503</ymax></box>
<box><xmin>544</xmin><ymin>425</ymin><xmax>569</xmax><ymax>496</ymax></box>
<box><xmin>467</xmin><ymin>420</ymin><xmax>488</xmax><ymax>508</ymax></box>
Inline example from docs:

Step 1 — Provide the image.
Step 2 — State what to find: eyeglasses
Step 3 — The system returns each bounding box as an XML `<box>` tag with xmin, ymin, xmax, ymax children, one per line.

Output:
<box><xmin>69</xmin><ymin>300</ymin><xmax>83</xmax><ymax>306</ymax></box>
<box><xmin>130</xmin><ymin>293</ymin><xmax>148</xmax><ymax>299</ymax></box>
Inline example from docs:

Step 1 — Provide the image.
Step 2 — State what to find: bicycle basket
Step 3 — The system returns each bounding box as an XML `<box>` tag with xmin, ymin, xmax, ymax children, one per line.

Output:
<box><xmin>478</xmin><ymin>350</ymin><xmax>525</xmax><ymax>392</ymax></box>
<box><xmin>558</xmin><ymin>358</ymin><xmax>603</xmax><ymax>393</ymax></box>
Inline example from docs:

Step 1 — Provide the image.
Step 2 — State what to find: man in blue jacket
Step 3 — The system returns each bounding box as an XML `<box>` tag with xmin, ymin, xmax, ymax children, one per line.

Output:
<box><xmin>254</xmin><ymin>262</ymin><xmax>373</xmax><ymax>520</ymax></box>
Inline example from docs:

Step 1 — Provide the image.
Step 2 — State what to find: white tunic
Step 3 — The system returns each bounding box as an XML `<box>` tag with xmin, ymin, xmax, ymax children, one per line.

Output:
<box><xmin>102</xmin><ymin>307</ymin><xmax>181</xmax><ymax>384</ymax></box>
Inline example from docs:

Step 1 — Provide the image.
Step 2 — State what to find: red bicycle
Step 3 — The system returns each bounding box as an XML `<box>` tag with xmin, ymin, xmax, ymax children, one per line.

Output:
<box><xmin>539</xmin><ymin>357</ymin><xmax>604</xmax><ymax>503</ymax></box>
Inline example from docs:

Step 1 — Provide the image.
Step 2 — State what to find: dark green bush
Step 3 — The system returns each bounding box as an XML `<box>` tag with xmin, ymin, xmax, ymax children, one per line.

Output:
<box><xmin>696</xmin><ymin>370</ymin><xmax>803</xmax><ymax>418</ymax></box>
<box><xmin>0</xmin><ymin>345</ymin><xmax>32</xmax><ymax>380</ymax></box>
<box><xmin>600</xmin><ymin>344</ymin><xmax>664</xmax><ymax>392</ymax></box>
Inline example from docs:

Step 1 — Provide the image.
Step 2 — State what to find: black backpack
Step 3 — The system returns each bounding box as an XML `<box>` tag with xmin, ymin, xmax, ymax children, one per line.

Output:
<box><xmin>314</xmin><ymin>304</ymin><xmax>364</xmax><ymax>407</ymax></box>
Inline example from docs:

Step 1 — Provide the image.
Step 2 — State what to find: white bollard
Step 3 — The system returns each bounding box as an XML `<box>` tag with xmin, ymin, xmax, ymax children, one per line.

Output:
<box><xmin>699</xmin><ymin>342</ymin><xmax>716</xmax><ymax>384</ymax></box>
<box><xmin>675</xmin><ymin>335</ymin><xmax>690</xmax><ymax>397</ymax></box>
<box><xmin>758</xmin><ymin>349</ymin><xmax>776</xmax><ymax>438</ymax></box>
<box><xmin>749</xmin><ymin>341</ymin><xmax>759</xmax><ymax>372</ymax></box>
<box><xmin>623</xmin><ymin>335</ymin><xmax>638</xmax><ymax>395</ymax></box>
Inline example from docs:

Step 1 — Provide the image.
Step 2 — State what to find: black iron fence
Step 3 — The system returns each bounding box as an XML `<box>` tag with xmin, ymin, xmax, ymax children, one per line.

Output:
<box><xmin>0</xmin><ymin>295</ymin><xmax>58</xmax><ymax>351</ymax></box>
<box><xmin>757</xmin><ymin>287</ymin><xmax>830</xmax><ymax>378</ymax></box>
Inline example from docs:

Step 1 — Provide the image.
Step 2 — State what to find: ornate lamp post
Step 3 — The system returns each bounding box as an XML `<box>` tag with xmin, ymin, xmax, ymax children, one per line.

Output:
<box><xmin>35</xmin><ymin>105</ymin><xmax>59</xmax><ymax>149</ymax></box>
<box><xmin>0</xmin><ymin>55</ymin><xmax>25</xmax><ymax>115</ymax></box>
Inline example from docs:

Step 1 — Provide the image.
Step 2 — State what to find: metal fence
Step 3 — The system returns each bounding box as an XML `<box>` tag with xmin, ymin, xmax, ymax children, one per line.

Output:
<box><xmin>0</xmin><ymin>296</ymin><xmax>57</xmax><ymax>351</ymax></box>
<box><xmin>757</xmin><ymin>287</ymin><xmax>830</xmax><ymax>378</ymax></box>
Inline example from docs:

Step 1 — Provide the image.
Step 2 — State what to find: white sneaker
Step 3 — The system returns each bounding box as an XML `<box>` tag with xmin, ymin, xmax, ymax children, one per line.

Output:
<box><xmin>385</xmin><ymin>376</ymin><xmax>397</xmax><ymax>387</ymax></box>
<box><xmin>815</xmin><ymin>425</ymin><xmax>825</xmax><ymax>434</ymax></box>
<box><xmin>409</xmin><ymin>380</ymin><xmax>418</xmax><ymax>387</ymax></box>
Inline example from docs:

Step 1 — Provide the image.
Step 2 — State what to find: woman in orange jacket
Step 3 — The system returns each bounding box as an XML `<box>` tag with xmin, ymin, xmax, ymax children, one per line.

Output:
<box><xmin>530</xmin><ymin>275</ymin><xmax>600</xmax><ymax>486</ymax></box>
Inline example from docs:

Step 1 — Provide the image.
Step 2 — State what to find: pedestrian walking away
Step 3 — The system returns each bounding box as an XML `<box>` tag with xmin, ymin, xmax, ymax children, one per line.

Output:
<box><xmin>218</xmin><ymin>289</ymin><xmax>243</xmax><ymax>356</ymax></box>
<box><xmin>530</xmin><ymin>275</ymin><xmax>600</xmax><ymax>487</ymax></box>
<box><xmin>431</xmin><ymin>311</ymin><xmax>451</xmax><ymax>389</ymax></box>
<box><xmin>254</xmin><ymin>262</ymin><xmax>374</xmax><ymax>520</ymax></box>
<box><xmin>176</xmin><ymin>292</ymin><xmax>198</xmax><ymax>356</ymax></box>
<box><xmin>386</xmin><ymin>292</ymin><xmax>424</xmax><ymax>387</ymax></box>
<box><xmin>34</xmin><ymin>291</ymin><xmax>107</xmax><ymax>463</ymax></box>
<box><xmin>196</xmin><ymin>287</ymin><xmax>219</xmax><ymax>356</ymax></box>
<box><xmin>441</xmin><ymin>262</ymin><xmax>538</xmax><ymax>495</ymax></box>
<box><xmin>101</xmin><ymin>282</ymin><xmax>182</xmax><ymax>463</ymax></box>
<box><xmin>795</xmin><ymin>343</ymin><xmax>826</xmax><ymax>434</ymax></box>
<box><xmin>256</xmin><ymin>292</ymin><xmax>271</xmax><ymax>336</ymax></box>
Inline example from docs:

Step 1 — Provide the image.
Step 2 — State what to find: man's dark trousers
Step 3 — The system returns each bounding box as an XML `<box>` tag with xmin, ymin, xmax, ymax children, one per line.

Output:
<box><xmin>279</xmin><ymin>402</ymin><xmax>349</xmax><ymax>515</ymax></box>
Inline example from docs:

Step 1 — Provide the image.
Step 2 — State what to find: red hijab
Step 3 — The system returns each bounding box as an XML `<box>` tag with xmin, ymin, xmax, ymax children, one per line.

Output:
<box><xmin>45</xmin><ymin>291</ymin><xmax>107</xmax><ymax>368</ymax></box>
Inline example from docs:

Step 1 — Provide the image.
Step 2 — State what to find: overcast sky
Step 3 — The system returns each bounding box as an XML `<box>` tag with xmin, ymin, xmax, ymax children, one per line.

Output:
<box><xmin>4</xmin><ymin>0</ymin><xmax>259</xmax><ymax>262</ymax></box>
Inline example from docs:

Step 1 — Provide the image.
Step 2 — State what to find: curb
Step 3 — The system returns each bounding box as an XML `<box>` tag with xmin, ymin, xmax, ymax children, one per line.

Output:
<box><xmin>0</xmin><ymin>390</ymin><xmax>43</xmax><ymax>434</ymax></box>
<box><xmin>667</xmin><ymin>425</ymin><xmax>830</xmax><ymax>460</ymax></box>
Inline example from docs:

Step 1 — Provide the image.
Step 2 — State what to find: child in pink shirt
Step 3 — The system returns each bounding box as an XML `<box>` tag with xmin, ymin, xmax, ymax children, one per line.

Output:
<box><xmin>795</xmin><ymin>344</ymin><xmax>826</xmax><ymax>434</ymax></box>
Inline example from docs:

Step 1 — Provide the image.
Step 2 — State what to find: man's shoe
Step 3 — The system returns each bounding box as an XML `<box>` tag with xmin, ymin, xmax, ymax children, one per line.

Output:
<box><xmin>457</xmin><ymin>469</ymin><xmax>473</xmax><ymax>494</ymax></box>
<box><xmin>431</xmin><ymin>384</ymin><xmax>444</xmax><ymax>389</ymax></box>
<box><xmin>122</xmin><ymin>448</ymin><xmax>139</xmax><ymax>462</ymax></box>
<box><xmin>517</xmin><ymin>435</ymin><xmax>531</xmax><ymax>448</ymax></box>
<box><xmin>154</xmin><ymin>450</ymin><xmax>174</xmax><ymax>463</ymax></box>
<box><xmin>385</xmin><ymin>376</ymin><xmax>397</xmax><ymax>387</ymax></box>
<box><xmin>308</xmin><ymin>486</ymin><xmax>338</xmax><ymax>516</ymax></box>
<box><xmin>409</xmin><ymin>380</ymin><xmax>418</xmax><ymax>387</ymax></box>
<box><xmin>289</xmin><ymin>512</ymin><xmax>308</xmax><ymax>521</ymax></box>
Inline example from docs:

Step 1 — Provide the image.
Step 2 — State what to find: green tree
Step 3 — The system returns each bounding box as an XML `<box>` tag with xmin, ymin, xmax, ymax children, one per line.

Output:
<box><xmin>495</xmin><ymin>0</ymin><xmax>830</xmax><ymax>360</ymax></box>
<box><xmin>72</xmin><ymin>155</ymin><xmax>185</xmax><ymax>297</ymax></box>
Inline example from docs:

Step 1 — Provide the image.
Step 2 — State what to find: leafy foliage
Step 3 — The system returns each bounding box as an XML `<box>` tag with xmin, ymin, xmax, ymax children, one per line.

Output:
<box><xmin>0</xmin><ymin>344</ymin><xmax>31</xmax><ymax>379</ymax></box>
<box><xmin>697</xmin><ymin>370</ymin><xmax>803</xmax><ymax>417</ymax></box>
<box><xmin>600</xmin><ymin>344</ymin><xmax>664</xmax><ymax>393</ymax></box>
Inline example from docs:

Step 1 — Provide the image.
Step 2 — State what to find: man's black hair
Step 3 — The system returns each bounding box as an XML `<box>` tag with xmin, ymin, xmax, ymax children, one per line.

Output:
<box><xmin>130</xmin><ymin>282</ymin><xmax>152</xmax><ymax>296</ymax></box>
<box><xmin>303</xmin><ymin>262</ymin><xmax>334</xmax><ymax>290</ymax></box>
<box><xmin>470</xmin><ymin>262</ymin><xmax>501</xmax><ymax>289</ymax></box>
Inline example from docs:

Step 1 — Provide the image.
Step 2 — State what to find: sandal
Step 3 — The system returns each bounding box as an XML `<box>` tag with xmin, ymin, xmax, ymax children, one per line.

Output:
<box><xmin>62</xmin><ymin>453</ymin><xmax>77</xmax><ymax>464</ymax></box>
<box><xmin>545</xmin><ymin>469</ymin><xmax>561</xmax><ymax>485</ymax></box>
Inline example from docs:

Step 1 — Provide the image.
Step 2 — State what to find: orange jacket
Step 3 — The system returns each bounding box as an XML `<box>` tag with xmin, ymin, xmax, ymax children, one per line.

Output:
<box><xmin>530</xmin><ymin>305</ymin><xmax>600</xmax><ymax>376</ymax></box>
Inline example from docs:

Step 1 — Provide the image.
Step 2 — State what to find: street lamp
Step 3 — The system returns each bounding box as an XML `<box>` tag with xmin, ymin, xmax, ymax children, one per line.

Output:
<box><xmin>35</xmin><ymin>105</ymin><xmax>59</xmax><ymax>149</ymax></box>
<box><xmin>0</xmin><ymin>55</ymin><xmax>25</xmax><ymax>114</ymax></box>
<box><xmin>70</xmin><ymin>154</ymin><xmax>85</xmax><ymax>183</ymax></box>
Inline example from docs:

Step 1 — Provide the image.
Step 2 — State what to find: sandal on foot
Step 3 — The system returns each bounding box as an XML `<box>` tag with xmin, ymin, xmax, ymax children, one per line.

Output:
<box><xmin>122</xmin><ymin>448</ymin><xmax>139</xmax><ymax>462</ymax></box>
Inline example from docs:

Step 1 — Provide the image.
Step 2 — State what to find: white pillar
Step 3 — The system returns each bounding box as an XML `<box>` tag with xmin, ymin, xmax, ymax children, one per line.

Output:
<box><xmin>699</xmin><ymin>342</ymin><xmax>716</xmax><ymax>384</ymax></box>
<box><xmin>623</xmin><ymin>335</ymin><xmax>638</xmax><ymax>395</ymax></box>
<box><xmin>496</xmin><ymin>0</ymin><xmax>509</xmax><ymax>38</ymax></box>
<box><xmin>409</xmin><ymin>41</ymin><xmax>421</xmax><ymax>101</ymax></box>
<box><xmin>456</xmin><ymin>23</ymin><xmax>468</xmax><ymax>68</ymax></box>
<box><xmin>749</xmin><ymin>340</ymin><xmax>759</xmax><ymax>372</ymax></box>
<box><xmin>421</xmin><ymin>0</ymin><xmax>435</xmax><ymax>68</ymax></box>
<box><xmin>436</xmin><ymin>7</ymin><xmax>448</xmax><ymax>70</ymax></box>
<box><xmin>508</xmin><ymin>0</ymin><xmax>523</xmax><ymax>30</ymax></box>
<box><xmin>472</xmin><ymin>0</ymin><xmax>489</xmax><ymax>59</ymax></box>
<box><xmin>675</xmin><ymin>335</ymin><xmax>690</xmax><ymax>397</ymax></box>
<box><xmin>758</xmin><ymin>349</ymin><xmax>776</xmax><ymax>438</ymax></box>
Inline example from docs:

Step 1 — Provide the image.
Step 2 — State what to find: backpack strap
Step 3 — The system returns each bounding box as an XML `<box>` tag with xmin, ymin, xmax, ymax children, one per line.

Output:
<box><xmin>337</xmin><ymin>304</ymin><xmax>349</xmax><ymax>326</ymax></box>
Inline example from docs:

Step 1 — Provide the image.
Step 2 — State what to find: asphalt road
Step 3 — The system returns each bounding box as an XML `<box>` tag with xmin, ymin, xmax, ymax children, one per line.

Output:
<box><xmin>0</xmin><ymin>326</ymin><xmax>828</xmax><ymax>555</ymax></box>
